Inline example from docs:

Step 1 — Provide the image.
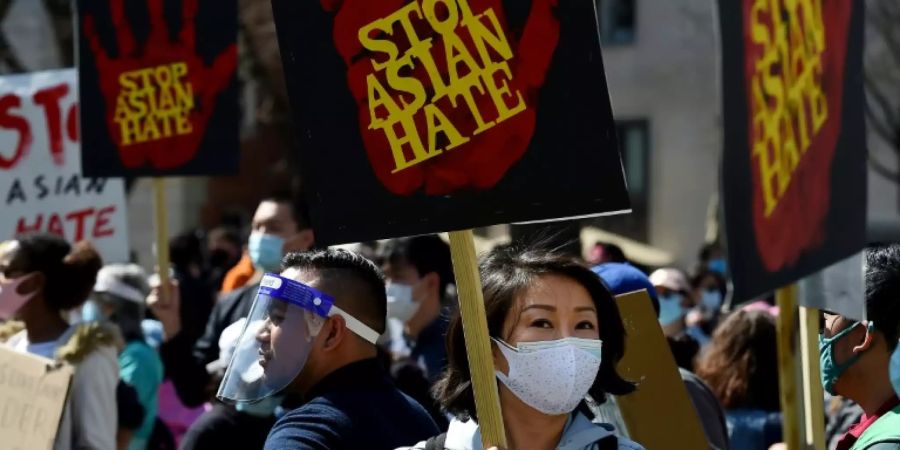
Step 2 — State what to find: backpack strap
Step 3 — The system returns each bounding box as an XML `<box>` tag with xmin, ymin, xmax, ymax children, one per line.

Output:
<box><xmin>862</xmin><ymin>440</ymin><xmax>900</xmax><ymax>450</ymax></box>
<box><xmin>597</xmin><ymin>434</ymin><xmax>619</xmax><ymax>450</ymax></box>
<box><xmin>424</xmin><ymin>433</ymin><xmax>447</xmax><ymax>450</ymax></box>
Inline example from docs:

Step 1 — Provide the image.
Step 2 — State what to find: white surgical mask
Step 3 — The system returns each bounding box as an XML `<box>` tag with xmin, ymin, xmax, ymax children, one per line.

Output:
<box><xmin>386</xmin><ymin>282</ymin><xmax>419</xmax><ymax>323</ymax></box>
<box><xmin>493</xmin><ymin>337</ymin><xmax>602</xmax><ymax>415</ymax></box>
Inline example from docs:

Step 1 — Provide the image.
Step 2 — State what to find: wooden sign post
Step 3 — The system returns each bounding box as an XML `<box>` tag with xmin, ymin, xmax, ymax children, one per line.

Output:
<box><xmin>153</xmin><ymin>179</ymin><xmax>171</xmax><ymax>302</ymax></box>
<box><xmin>448</xmin><ymin>230</ymin><xmax>506</xmax><ymax>447</ymax></box>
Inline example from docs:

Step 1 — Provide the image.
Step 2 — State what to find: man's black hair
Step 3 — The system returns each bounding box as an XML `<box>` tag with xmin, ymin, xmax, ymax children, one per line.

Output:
<box><xmin>282</xmin><ymin>249</ymin><xmax>387</xmax><ymax>335</ymax></box>
<box><xmin>262</xmin><ymin>191</ymin><xmax>312</xmax><ymax>230</ymax></box>
<box><xmin>380</xmin><ymin>235</ymin><xmax>455</xmax><ymax>299</ymax></box>
<box><xmin>865</xmin><ymin>243</ymin><xmax>900</xmax><ymax>352</ymax></box>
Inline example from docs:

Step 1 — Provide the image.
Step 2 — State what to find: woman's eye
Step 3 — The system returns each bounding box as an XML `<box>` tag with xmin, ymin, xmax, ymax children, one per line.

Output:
<box><xmin>576</xmin><ymin>321</ymin><xmax>596</xmax><ymax>330</ymax></box>
<box><xmin>530</xmin><ymin>319</ymin><xmax>553</xmax><ymax>329</ymax></box>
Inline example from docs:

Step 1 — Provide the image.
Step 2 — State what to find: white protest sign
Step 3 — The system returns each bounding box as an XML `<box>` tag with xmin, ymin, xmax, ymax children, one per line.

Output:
<box><xmin>0</xmin><ymin>345</ymin><xmax>74</xmax><ymax>450</ymax></box>
<box><xmin>0</xmin><ymin>69</ymin><xmax>128</xmax><ymax>263</ymax></box>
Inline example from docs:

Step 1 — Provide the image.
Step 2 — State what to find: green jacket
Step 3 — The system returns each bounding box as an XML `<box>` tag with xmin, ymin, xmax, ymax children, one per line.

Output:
<box><xmin>851</xmin><ymin>404</ymin><xmax>900</xmax><ymax>450</ymax></box>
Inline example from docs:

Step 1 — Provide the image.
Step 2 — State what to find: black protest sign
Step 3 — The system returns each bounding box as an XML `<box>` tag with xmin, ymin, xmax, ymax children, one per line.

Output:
<box><xmin>719</xmin><ymin>0</ymin><xmax>866</xmax><ymax>301</ymax></box>
<box><xmin>272</xmin><ymin>0</ymin><xmax>630</xmax><ymax>245</ymax></box>
<box><xmin>76</xmin><ymin>0</ymin><xmax>239</xmax><ymax>177</ymax></box>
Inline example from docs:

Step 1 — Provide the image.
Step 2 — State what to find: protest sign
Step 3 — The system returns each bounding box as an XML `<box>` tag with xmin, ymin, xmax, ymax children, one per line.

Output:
<box><xmin>272</xmin><ymin>0</ymin><xmax>631</xmax><ymax>246</ymax></box>
<box><xmin>719</xmin><ymin>0</ymin><xmax>867</xmax><ymax>302</ymax></box>
<box><xmin>614</xmin><ymin>290</ymin><xmax>707</xmax><ymax>450</ymax></box>
<box><xmin>0</xmin><ymin>345</ymin><xmax>74</xmax><ymax>450</ymax></box>
<box><xmin>0</xmin><ymin>69</ymin><xmax>128</xmax><ymax>263</ymax></box>
<box><xmin>76</xmin><ymin>0</ymin><xmax>239</xmax><ymax>177</ymax></box>
<box><xmin>799</xmin><ymin>251</ymin><xmax>865</xmax><ymax>321</ymax></box>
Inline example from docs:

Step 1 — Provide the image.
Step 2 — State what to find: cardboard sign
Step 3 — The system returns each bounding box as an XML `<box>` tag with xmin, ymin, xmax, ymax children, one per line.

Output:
<box><xmin>0</xmin><ymin>69</ymin><xmax>129</xmax><ymax>263</ymax></box>
<box><xmin>614</xmin><ymin>290</ymin><xmax>707</xmax><ymax>450</ymax></box>
<box><xmin>0</xmin><ymin>345</ymin><xmax>74</xmax><ymax>450</ymax></box>
<box><xmin>718</xmin><ymin>0</ymin><xmax>867</xmax><ymax>301</ymax></box>
<box><xmin>76</xmin><ymin>0</ymin><xmax>239</xmax><ymax>177</ymax></box>
<box><xmin>272</xmin><ymin>0</ymin><xmax>630</xmax><ymax>245</ymax></box>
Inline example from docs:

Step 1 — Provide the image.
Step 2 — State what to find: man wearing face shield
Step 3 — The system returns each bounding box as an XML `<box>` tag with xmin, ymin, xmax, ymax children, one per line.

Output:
<box><xmin>218</xmin><ymin>249</ymin><xmax>439</xmax><ymax>449</ymax></box>
<box><xmin>149</xmin><ymin>194</ymin><xmax>314</xmax><ymax>450</ymax></box>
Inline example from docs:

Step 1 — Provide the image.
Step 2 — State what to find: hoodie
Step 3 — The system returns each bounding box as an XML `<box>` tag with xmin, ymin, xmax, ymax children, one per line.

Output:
<box><xmin>399</xmin><ymin>412</ymin><xmax>645</xmax><ymax>450</ymax></box>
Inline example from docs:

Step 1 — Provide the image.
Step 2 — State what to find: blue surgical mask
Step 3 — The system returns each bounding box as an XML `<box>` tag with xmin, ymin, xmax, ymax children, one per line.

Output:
<box><xmin>658</xmin><ymin>294</ymin><xmax>685</xmax><ymax>326</ymax></box>
<box><xmin>248</xmin><ymin>233</ymin><xmax>285</xmax><ymax>272</ymax></box>
<box><xmin>701</xmin><ymin>290</ymin><xmax>723</xmax><ymax>312</ymax></box>
<box><xmin>819</xmin><ymin>321</ymin><xmax>873</xmax><ymax>395</ymax></box>
<box><xmin>81</xmin><ymin>300</ymin><xmax>105</xmax><ymax>322</ymax></box>
<box><xmin>708</xmin><ymin>258</ymin><xmax>727</xmax><ymax>276</ymax></box>
<box><xmin>891</xmin><ymin>342</ymin><xmax>900</xmax><ymax>398</ymax></box>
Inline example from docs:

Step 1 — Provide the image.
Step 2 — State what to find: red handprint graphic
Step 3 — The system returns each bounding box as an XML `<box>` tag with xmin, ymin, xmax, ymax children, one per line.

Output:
<box><xmin>82</xmin><ymin>0</ymin><xmax>237</xmax><ymax>170</ymax></box>
<box><xmin>742</xmin><ymin>0</ymin><xmax>851</xmax><ymax>271</ymax></box>
<box><xmin>323</xmin><ymin>0</ymin><xmax>560</xmax><ymax>195</ymax></box>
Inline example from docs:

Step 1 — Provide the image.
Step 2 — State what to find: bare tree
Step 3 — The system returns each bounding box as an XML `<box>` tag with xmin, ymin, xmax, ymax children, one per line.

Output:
<box><xmin>866</xmin><ymin>0</ymin><xmax>900</xmax><ymax>181</ymax></box>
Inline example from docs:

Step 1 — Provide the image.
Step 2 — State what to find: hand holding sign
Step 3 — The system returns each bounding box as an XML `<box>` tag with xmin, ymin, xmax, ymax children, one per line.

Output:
<box><xmin>81</xmin><ymin>0</ymin><xmax>237</xmax><ymax>170</ymax></box>
<box><xmin>325</xmin><ymin>0</ymin><xmax>560</xmax><ymax>195</ymax></box>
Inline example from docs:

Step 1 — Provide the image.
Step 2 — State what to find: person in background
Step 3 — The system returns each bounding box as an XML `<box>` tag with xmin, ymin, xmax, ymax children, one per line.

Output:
<box><xmin>649</xmin><ymin>268</ymin><xmax>704</xmax><ymax>367</ymax></box>
<box><xmin>166</xmin><ymin>232</ymin><xmax>215</xmax><ymax>347</ymax></box>
<box><xmin>218</xmin><ymin>249</ymin><xmax>439</xmax><ymax>449</ymax></box>
<box><xmin>588</xmin><ymin>242</ymin><xmax>628</xmax><ymax>266</ymax></box>
<box><xmin>686</xmin><ymin>270</ymin><xmax>728</xmax><ymax>345</ymax></box>
<box><xmin>0</xmin><ymin>235</ymin><xmax>118</xmax><ymax>450</ymax></box>
<box><xmin>379</xmin><ymin>236</ymin><xmax>455</xmax><ymax>380</ymax></box>
<box><xmin>150</xmin><ymin>194</ymin><xmax>314</xmax><ymax>450</ymax></box>
<box><xmin>206</xmin><ymin>227</ymin><xmax>243</xmax><ymax>293</ymax></box>
<box><xmin>379</xmin><ymin>235</ymin><xmax>456</xmax><ymax>428</ymax></box>
<box><xmin>698</xmin><ymin>243</ymin><xmax>728</xmax><ymax>278</ymax></box>
<box><xmin>593</xmin><ymin>262</ymin><xmax>730</xmax><ymax>450</ymax></box>
<box><xmin>406</xmin><ymin>246</ymin><xmax>644</xmax><ymax>450</ymax></box>
<box><xmin>85</xmin><ymin>264</ymin><xmax>165</xmax><ymax>450</ymax></box>
<box><xmin>696</xmin><ymin>310</ymin><xmax>782</xmax><ymax>450</ymax></box>
<box><xmin>820</xmin><ymin>244</ymin><xmax>900</xmax><ymax>450</ymax></box>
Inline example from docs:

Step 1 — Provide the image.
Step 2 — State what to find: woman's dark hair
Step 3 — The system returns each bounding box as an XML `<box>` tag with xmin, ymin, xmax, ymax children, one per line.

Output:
<box><xmin>696</xmin><ymin>310</ymin><xmax>780</xmax><ymax>411</ymax></box>
<box><xmin>432</xmin><ymin>244</ymin><xmax>636</xmax><ymax>421</ymax></box>
<box><xmin>13</xmin><ymin>233</ymin><xmax>103</xmax><ymax>311</ymax></box>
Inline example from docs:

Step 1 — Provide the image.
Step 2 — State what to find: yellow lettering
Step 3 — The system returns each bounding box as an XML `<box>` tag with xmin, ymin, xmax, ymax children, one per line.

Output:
<box><xmin>424</xmin><ymin>103</ymin><xmax>468</xmax><ymax>153</ymax></box>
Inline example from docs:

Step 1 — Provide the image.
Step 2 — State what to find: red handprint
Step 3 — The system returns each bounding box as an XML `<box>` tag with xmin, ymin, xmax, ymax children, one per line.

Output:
<box><xmin>82</xmin><ymin>0</ymin><xmax>237</xmax><ymax>170</ymax></box>
<box><xmin>324</xmin><ymin>0</ymin><xmax>560</xmax><ymax>195</ymax></box>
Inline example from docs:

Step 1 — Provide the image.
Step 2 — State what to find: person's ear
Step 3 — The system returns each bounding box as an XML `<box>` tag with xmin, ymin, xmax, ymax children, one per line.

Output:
<box><xmin>492</xmin><ymin>340</ymin><xmax>510</xmax><ymax>375</ymax></box>
<box><xmin>852</xmin><ymin>322</ymin><xmax>876</xmax><ymax>354</ymax></box>
<box><xmin>321</xmin><ymin>315</ymin><xmax>346</xmax><ymax>352</ymax></box>
<box><xmin>423</xmin><ymin>272</ymin><xmax>440</xmax><ymax>298</ymax></box>
<box><xmin>18</xmin><ymin>272</ymin><xmax>44</xmax><ymax>296</ymax></box>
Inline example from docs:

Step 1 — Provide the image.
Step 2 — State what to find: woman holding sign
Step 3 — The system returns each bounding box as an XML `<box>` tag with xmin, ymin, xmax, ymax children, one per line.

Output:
<box><xmin>402</xmin><ymin>246</ymin><xmax>644</xmax><ymax>450</ymax></box>
<box><xmin>0</xmin><ymin>234</ymin><xmax>119</xmax><ymax>450</ymax></box>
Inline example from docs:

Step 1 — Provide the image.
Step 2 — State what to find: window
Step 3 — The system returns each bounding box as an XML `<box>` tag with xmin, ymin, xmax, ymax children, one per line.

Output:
<box><xmin>597</xmin><ymin>0</ymin><xmax>636</xmax><ymax>45</ymax></box>
<box><xmin>590</xmin><ymin>120</ymin><xmax>650</xmax><ymax>241</ymax></box>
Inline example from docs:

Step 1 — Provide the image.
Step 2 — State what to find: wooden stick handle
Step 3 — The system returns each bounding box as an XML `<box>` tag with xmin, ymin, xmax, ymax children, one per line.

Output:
<box><xmin>448</xmin><ymin>230</ymin><xmax>507</xmax><ymax>448</ymax></box>
<box><xmin>153</xmin><ymin>179</ymin><xmax>171</xmax><ymax>303</ymax></box>
<box><xmin>801</xmin><ymin>306</ymin><xmax>826</xmax><ymax>450</ymax></box>
<box><xmin>776</xmin><ymin>285</ymin><xmax>800</xmax><ymax>450</ymax></box>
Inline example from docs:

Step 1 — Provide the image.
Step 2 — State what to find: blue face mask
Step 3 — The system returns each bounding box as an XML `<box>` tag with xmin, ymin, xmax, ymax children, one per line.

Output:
<box><xmin>819</xmin><ymin>321</ymin><xmax>873</xmax><ymax>395</ymax></box>
<box><xmin>658</xmin><ymin>294</ymin><xmax>685</xmax><ymax>326</ymax></box>
<box><xmin>708</xmin><ymin>258</ymin><xmax>727</xmax><ymax>276</ymax></box>
<box><xmin>81</xmin><ymin>300</ymin><xmax>105</xmax><ymax>322</ymax></box>
<box><xmin>701</xmin><ymin>290</ymin><xmax>723</xmax><ymax>312</ymax></box>
<box><xmin>890</xmin><ymin>341</ymin><xmax>900</xmax><ymax>398</ymax></box>
<box><xmin>248</xmin><ymin>233</ymin><xmax>285</xmax><ymax>272</ymax></box>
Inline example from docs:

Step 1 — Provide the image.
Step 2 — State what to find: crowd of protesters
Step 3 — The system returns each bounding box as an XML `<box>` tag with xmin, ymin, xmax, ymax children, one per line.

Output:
<box><xmin>2</xmin><ymin>198</ymin><xmax>899</xmax><ymax>450</ymax></box>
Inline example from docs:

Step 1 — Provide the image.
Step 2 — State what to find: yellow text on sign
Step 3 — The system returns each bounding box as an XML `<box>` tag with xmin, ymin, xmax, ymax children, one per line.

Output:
<box><xmin>113</xmin><ymin>62</ymin><xmax>194</xmax><ymax>146</ymax></box>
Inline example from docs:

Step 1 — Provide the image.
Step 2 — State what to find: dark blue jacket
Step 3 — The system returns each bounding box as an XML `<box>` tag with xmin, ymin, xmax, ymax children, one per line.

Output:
<box><xmin>265</xmin><ymin>358</ymin><xmax>439</xmax><ymax>450</ymax></box>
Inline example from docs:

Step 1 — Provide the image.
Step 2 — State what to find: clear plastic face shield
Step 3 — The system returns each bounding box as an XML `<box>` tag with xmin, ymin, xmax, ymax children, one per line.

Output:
<box><xmin>217</xmin><ymin>273</ymin><xmax>380</xmax><ymax>404</ymax></box>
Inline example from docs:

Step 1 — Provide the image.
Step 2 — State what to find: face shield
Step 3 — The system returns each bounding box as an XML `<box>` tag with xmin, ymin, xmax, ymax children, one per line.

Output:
<box><xmin>217</xmin><ymin>273</ymin><xmax>380</xmax><ymax>404</ymax></box>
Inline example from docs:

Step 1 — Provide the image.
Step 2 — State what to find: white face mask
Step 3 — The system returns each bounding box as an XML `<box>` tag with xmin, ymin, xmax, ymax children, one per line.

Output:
<box><xmin>386</xmin><ymin>282</ymin><xmax>420</xmax><ymax>323</ymax></box>
<box><xmin>493</xmin><ymin>337</ymin><xmax>602</xmax><ymax>415</ymax></box>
